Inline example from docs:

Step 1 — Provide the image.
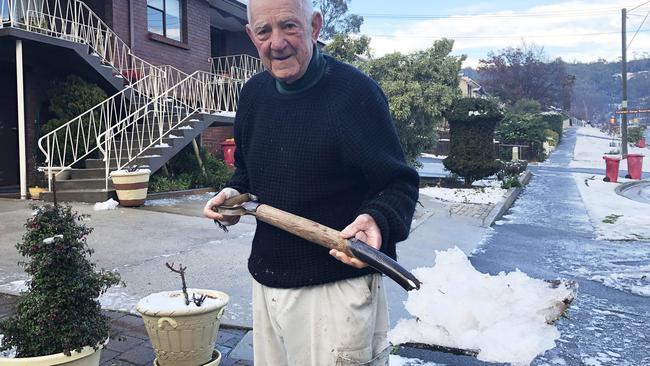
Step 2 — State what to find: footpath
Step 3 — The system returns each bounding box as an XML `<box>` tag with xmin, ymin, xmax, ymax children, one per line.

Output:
<box><xmin>0</xmin><ymin>173</ymin><xmax>527</xmax><ymax>365</ymax></box>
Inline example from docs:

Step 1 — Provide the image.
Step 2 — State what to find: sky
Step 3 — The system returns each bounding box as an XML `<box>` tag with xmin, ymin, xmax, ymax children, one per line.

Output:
<box><xmin>345</xmin><ymin>0</ymin><xmax>650</xmax><ymax>68</ymax></box>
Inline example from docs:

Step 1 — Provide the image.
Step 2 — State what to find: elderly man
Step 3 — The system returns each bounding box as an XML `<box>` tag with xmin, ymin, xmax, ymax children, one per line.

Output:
<box><xmin>203</xmin><ymin>0</ymin><xmax>419</xmax><ymax>364</ymax></box>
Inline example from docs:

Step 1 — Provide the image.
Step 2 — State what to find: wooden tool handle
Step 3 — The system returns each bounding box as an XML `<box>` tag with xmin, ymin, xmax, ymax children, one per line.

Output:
<box><xmin>255</xmin><ymin>205</ymin><xmax>354</xmax><ymax>257</ymax></box>
<box><xmin>222</xmin><ymin>193</ymin><xmax>254</xmax><ymax>207</ymax></box>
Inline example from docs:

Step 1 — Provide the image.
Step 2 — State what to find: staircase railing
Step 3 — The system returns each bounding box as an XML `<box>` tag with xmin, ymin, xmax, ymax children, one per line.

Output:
<box><xmin>97</xmin><ymin>71</ymin><xmax>241</xmax><ymax>189</ymax></box>
<box><xmin>210</xmin><ymin>54</ymin><xmax>264</xmax><ymax>82</ymax></box>
<box><xmin>2</xmin><ymin>0</ymin><xmax>156</xmax><ymax>82</ymax></box>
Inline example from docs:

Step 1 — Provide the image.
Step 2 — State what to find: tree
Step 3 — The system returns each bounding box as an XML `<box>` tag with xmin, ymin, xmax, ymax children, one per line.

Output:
<box><xmin>477</xmin><ymin>44</ymin><xmax>570</xmax><ymax>109</ymax></box>
<box><xmin>323</xmin><ymin>33</ymin><xmax>371</xmax><ymax>63</ymax></box>
<box><xmin>360</xmin><ymin>39</ymin><xmax>463</xmax><ymax>165</ymax></box>
<box><xmin>313</xmin><ymin>0</ymin><xmax>363</xmax><ymax>40</ymax></box>
<box><xmin>443</xmin><ymin>98</ymin><xmax>504</xmax><ymax>187</ymax></box>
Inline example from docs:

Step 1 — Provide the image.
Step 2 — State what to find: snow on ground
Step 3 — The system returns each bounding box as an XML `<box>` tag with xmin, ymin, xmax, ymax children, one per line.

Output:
<box><xmin>389</xmin><ymin>355</ymin><xmax>442</xmax><ymax>365</ymax></box>
<box><xmin>420</xmin><ymin>180</ymin><xmax>507</xmax><ymax>205</ymax></box>
<box><xmin>573</xmin><ymin>173</ymin><xmax>650</xmax><ymax>241</ymax></box>
<box><xmin>389</xmin><ymin>247</ymin><xmax>574</xmax><ymax>366</ymax></box>
<box><xmin>570</xmin><ymin>126</ymin><xmax>649</xmax><ymax>171</ymax></box>
<box><xmin>94</xmin><ymin>198</ymin><xmax>119</xmax><ymax>211</ymax></box>
<box><xmin>420</xmin><ymin>153</ymin><xmax>446</xmax><ymax>159</ymax></box>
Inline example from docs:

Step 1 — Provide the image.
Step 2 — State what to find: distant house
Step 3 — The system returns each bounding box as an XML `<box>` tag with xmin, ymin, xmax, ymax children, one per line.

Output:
<box><xmin>459</xmin><ymin>76</ymin><xmax>484</xmax><ymax>99</ymax></box>
<box><xmin>1</xmin><ymin>0</ymin><xmax>263</xmax><ymax>200</ymax></box>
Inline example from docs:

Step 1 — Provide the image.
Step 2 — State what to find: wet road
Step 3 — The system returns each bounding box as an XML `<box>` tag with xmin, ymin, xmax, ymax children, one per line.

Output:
<box><xmin>409</xmin><ymin>128</ymin><xmax>650</xmax><ymax>365</ymax></box>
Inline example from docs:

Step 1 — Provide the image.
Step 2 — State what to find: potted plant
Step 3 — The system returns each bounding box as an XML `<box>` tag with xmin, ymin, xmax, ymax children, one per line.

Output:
<box><xmin>137</xmin><ymin>263</ymin><xmax>229</xmax><ymax>366</ymax></box>
<box><xmin>0</xmin><ymin>204</ymin><xmax>121</xmax><ymax>365</ymax></box>
<box><xmin>110</xmin><ymin>166</ymin><xmax>151</xmax><ymax>207</ymax></box>
<box><xmin>28</xmin><ymin>156</ymin><xmax>47</xmax><ymax>200</ymax></box>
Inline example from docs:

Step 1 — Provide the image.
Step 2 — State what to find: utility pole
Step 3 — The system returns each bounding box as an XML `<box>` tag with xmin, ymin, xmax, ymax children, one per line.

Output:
<box><xmin>621</xmin><ymin>8</ymin><xmax>628</xmax><ymax>156</ymax></box>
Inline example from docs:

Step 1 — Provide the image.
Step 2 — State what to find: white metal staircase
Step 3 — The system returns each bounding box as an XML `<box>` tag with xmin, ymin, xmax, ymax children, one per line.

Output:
<box><xmin>2</xmin><ymin>0</ymin><xmax>261</xmax><ymax>202</ymax></box>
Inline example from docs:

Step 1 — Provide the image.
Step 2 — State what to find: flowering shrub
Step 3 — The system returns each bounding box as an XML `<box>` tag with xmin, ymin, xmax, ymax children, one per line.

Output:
<box><xmin>0</xmin><ymin>204</ymin><xmax>121</xmax><ymax>357</ymax></box>
<box><xmin>497</xmin><ymin>160</ymin><xmax>528</xmax><ymax>189</ymax></box>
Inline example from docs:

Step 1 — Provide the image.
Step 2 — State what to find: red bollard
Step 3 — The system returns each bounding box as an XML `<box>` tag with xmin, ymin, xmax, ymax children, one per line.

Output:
<box><xmin>624</xmin><ymin>154</ymin><xmax>645</xmax><ymax>180</ymax></box>
<box><xmin>221</xmin><ymin>139</ymin><xmax>236</xmax><ymax>166</ymax></box>
<box><xmin>602</xmin><ymin>156</ymin><xmax>621</xmax><ymax>182</ymax></box>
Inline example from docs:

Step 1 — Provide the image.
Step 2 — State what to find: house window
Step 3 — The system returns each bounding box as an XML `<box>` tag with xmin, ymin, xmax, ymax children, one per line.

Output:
<box><xmin>147</xmin><ymin>0</ymin><xmax>182</xmax><ymax>42</ymax></box>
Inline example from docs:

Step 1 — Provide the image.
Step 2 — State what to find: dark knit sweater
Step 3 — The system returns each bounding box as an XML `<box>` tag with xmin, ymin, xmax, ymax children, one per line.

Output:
<box><xmin>227</xmin><ymin>55</ymin><xmax>419</xmax><ymax>288</ymax></box>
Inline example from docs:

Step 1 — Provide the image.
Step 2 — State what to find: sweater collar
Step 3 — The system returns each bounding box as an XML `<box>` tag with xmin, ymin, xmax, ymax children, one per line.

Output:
<box><xmin>275</xmin><ymin>45</ymin><xmax>326</xmax><ymax>95</ymax></box>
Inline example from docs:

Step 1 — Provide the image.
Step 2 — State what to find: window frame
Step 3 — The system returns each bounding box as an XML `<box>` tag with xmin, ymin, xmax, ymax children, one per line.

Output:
<box><xmin>146</xmin><ymin>0</ymin><xmax>185</xmax><ymax>43</ymax></box>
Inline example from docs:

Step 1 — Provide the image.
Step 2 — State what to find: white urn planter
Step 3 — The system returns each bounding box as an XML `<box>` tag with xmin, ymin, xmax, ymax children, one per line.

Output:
<box><xmin>110</xmin><ymin>169</ymin><xmax>151</xmax><ymax>207</ymax></box>
<box><xmin>136</xmin><ymin>289</ymin><xmax>229</xmax><ymax>366</ymax></box>
<box><xmin>0</xmin><ymin>341</ymin><xmax>106</xmax><ymax>366</ymax></box>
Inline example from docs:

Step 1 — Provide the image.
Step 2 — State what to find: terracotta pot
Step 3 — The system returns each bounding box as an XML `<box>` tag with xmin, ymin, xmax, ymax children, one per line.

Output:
<box><xmin>28</xmin><ymin>186</ymin><xmax>46</xmax><ymax>200</ymax></box>
<box><xmin>110</xmin><ymin>169</ymin><xmax>151</xmax><ymax>207</ymax></box>
<box><xmin>137</xmin><ymin>289</ymin><xmax>229</xmax><ymax>366</ymax></box>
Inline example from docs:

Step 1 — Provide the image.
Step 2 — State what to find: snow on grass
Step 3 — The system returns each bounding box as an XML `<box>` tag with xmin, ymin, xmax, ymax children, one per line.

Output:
<box><xmin>389</xmin><ymin>247</ymin><xmax>575</xmax><ymax>366</ymax></box>
<box><xmin>420</xmin><ymin>180</ymin><xmax>507</xmax><ymax>205</ymax></box>
<box><xmin>94</xmin><ymin>198</ymin><xmax>119</xmax><ymax>211</ymax></box>
<box><xmin>573</xmin><ymin>173</ymin><xmax>650</xmax><ymax>241</ymax></box>
<box><xmin>570</xmin><ymin>126</ymin><xmax>649</xmax><ymax>171</ymax></box>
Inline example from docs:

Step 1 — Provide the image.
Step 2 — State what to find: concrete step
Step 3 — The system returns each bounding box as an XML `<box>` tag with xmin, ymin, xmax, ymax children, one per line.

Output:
<box><xmin>41</xmin><ymin>189</ymin><xmax>117</xmax><ymax>203</ymax></box>
<box><xmin>85</xmin><ymin>157</ymin><xmax>152</xmax><ymax>169</ymax></box>
<box><xmin>55</xmin><ymin>178</ymin><xmax>113</xmax><ymax>191</ymax></box>
<box><xmin>69</xmin><ymin>168</ymin><xmax>105</xmax><ymax>180</ymax></box>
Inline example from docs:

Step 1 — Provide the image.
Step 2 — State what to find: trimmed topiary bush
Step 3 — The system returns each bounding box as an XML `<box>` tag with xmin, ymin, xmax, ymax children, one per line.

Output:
<box><xmin>0</xmin><ymin>204</ymin><xmax>121</xmax><ymax>358</ymax></box>
<box><xmin>443</xmin><ymin>98</ymin><xmax>504</xmax><ymax>187</ymax></box>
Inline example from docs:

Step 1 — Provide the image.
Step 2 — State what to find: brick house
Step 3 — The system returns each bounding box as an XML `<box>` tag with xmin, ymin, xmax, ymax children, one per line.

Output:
<box><xmin>0</xmin><ymin>0</ymin><xmax>262</xmax><ymax>200</ymax></box>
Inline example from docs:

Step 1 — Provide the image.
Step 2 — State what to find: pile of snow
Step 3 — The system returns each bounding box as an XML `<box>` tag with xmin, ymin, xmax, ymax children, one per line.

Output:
<box><xmin>420</xmin><ymin>180</ymin><xmax>507</xmax><ymax>205</ymax></box>
<box><xmin>94</xmin><ymin>198</ymin><xmax>119</xmax><ymax>211</ymax></box>
<box><xmin>154</xmin><ymin>142</ymin><xmax>170</xmax><ymax>148</ymax></box>
<box><xmin>389</xmin><ymin>247</ymin><xmax>575</xmax><ymax>365</ymax></box>
<box><xmin>178</xmin><ymin>125</ymin><xmax>193</xmax><ymax>130</ymax></box>
<box><xmin>573</xmin><ymin>173</ymin><xmax>650</xmax><ymax>241</ymax></box>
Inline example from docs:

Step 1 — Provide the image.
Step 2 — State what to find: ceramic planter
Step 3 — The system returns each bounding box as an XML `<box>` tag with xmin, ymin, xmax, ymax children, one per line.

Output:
<box><xmin>137</xmin><ymin>289</ymin><xmax>229</xmax><ymax>366</ymax></box>
<box><xmin>110</xmin><ymin>169</ymin><xmax>151</xmax><ymax>207</ymax></box>
<box><xmin>0</xmin><ymin>341</ymin><xmax>105</xmax><ymax>366</ymax></box>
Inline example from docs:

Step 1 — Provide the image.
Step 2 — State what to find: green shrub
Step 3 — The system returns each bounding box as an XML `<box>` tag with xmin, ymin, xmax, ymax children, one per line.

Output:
<box><xmin>0</xmin><ymin>204</ymin><xmax>120</xmax><ymax>357</ymax></box>
<box><xmin>42</xmin><ymin>75</ymin><xmax>107</xmax><ymax>135</ymax></box>
<box><xmin>627</xmin><ymin>126</ymin><xmax>646</xmax><ymax>144</ymax></box>
<box><xmin>540</xmin><ymin>112</ymin><xmax>564</xmax><ymax>142</ymax></box>
<box><xmin>544</xmin><ymin>129</ymin><xmax>559</xmax><ymax>147</ymax></box>
<box><xmin>149</xmin><ymin>145</ymin><xmax>232</xmax><ymax>193</ymax></box>
<box><xmin>443</xmin><ymin>98</ymin><xmax>504</xmax><ymax>187</ymax></box>
<box><xmin>501</xmin><ymin>175</ymin><xmax>522</xmax><ymax>189</ymax></box>
<box><xmin>497</xmin><ymin>160</ymin><xmax>528</xmax><ymax>180</ymax></box>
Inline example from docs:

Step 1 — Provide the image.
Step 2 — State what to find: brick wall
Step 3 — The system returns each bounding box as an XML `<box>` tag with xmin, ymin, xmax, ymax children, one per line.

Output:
<box><xmin>201</xmin><ymin>126</ymin><xmax>234</xmax><ymax>158</ymax></box>
<box><xmin>103</xmin><ymin>0</ymin><xmax>211</xmax><ymax>73</ymax></box>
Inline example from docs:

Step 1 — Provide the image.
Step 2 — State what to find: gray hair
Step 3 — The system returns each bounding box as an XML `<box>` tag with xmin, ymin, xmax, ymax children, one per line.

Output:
<box><xmin>247</xmin><ymin>0</ymin><xmax>315</xmax><ymax>24</ymax></box>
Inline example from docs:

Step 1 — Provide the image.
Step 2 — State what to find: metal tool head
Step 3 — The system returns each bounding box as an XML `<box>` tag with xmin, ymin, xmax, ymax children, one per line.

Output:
<box><xmin>216</xmin><ymin>200</ymin><xmax>260</xmax><ymax>216</ymax></box>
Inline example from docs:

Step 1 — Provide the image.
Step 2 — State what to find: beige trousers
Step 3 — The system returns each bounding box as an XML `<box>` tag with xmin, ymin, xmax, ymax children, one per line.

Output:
<box><xmin>252</xmin><ymin>274</ymin><xmax>390</xmax><ymax>366</ymax></box>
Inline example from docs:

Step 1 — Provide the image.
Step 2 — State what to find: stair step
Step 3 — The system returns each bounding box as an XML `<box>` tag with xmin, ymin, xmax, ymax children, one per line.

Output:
<box><xmin>41</xmin><ymin>189</ymin><xmax>117</xmax><ymax>204</ymax></box>
<box><xmin>55</xmin><ymin>178</ymin><xmax>114</xmax><ymax>190</ymax></box>
<box><xmin>85</xmin><ymin>157</ymin><xmax>153</xmax><ymax>169</ymax></box>
<box><xmin>69</xmin><ymin>168</ymin><xmax>106</xmax><ymax>180</ymax></box>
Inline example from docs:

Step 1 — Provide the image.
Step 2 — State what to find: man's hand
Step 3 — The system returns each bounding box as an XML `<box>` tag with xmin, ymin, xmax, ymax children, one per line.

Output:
<box><xmin>330</xmin><ymin>214</ymin><xmax>382</xmax><ymax>269</ymax></box>
<box><xmin>203</xmin><ymin>188</ymin><xmax>241</xmax><ymax>226</ymax></box>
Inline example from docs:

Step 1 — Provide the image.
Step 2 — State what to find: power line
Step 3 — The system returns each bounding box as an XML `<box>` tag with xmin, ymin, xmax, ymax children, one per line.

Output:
<box><xmin>358</xmin><ymin>7</ymin><xmax>625</xmax><ymax>20</ymax></box>
<box><xmin>628</xmin><ymin>9</ymin><xmax>650</xmax><ymax>48</ymax></box>
<box><xmin>366</xmin><ymin>29</ymin><xmax>650</xmax><ymax>40</ymax></box>
<box><xmin>629</xmin><ymin>0</ymin><xmax>650</xmax><ymax>12</ymax></box>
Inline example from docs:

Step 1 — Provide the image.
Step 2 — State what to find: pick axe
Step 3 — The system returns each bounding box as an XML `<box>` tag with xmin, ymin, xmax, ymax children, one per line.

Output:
<box><xmin>214</xmin><ymin>193</ymin><xmax>421</xmax><ymax>291</ymax></box>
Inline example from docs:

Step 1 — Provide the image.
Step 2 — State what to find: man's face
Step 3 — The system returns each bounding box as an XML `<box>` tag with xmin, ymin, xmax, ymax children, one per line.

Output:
<box><xmin>246</xmin><ymin>0</ymin><xmax>322</xmax><ymax>84</ymax></box>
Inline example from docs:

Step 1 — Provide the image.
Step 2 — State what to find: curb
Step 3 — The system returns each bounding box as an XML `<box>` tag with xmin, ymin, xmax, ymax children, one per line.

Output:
<box><xmin>484</xmin><ymin>171</ymin><xmax>532</xmax><ymax>227</ymax></box>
